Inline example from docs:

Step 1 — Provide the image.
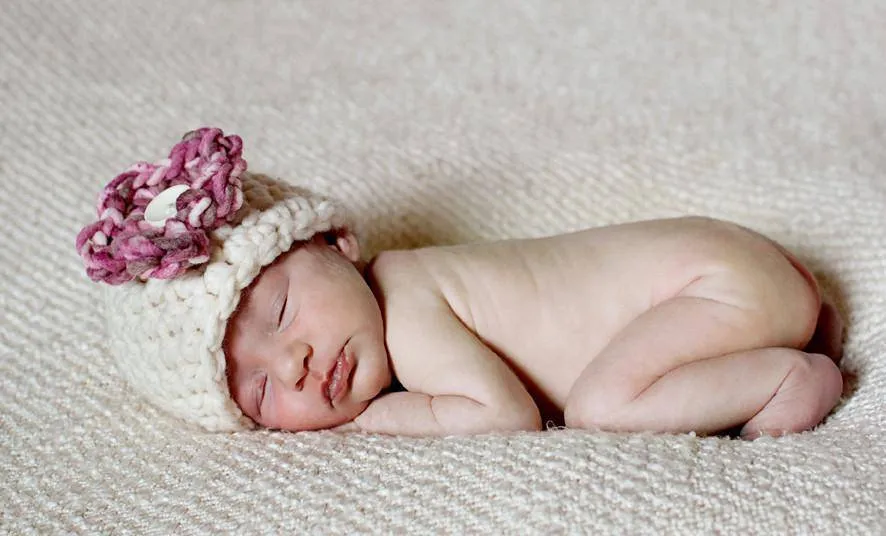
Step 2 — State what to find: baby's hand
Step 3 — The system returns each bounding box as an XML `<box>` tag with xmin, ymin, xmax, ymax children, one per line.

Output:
<box><xmin>346</xmin><ymin>391</ymin><xmax>540</xmax><ymax>436</ymax></box>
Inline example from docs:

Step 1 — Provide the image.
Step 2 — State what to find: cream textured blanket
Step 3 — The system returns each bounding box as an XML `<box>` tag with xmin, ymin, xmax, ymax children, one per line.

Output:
<box><xmin>2</xmin><ymin>1</ymin><xmax>885</xmax><ymax>533</ymax></box>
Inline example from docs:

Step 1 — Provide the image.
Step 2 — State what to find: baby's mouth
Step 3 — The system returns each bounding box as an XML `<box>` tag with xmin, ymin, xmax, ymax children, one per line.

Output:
<box><xmin>325</xmin><ymin>349</ymin><xmax>352</xmax><ymax>405</ymax></box>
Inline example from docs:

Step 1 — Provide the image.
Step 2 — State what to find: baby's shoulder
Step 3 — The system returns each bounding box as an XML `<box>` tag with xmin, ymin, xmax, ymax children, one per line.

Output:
<box><xmin>367</xmin><ymin>249</ymin><xmax>477</xmax><ymax>356</ymax></box>
<box><xmin>368</xmin><ymin>249</ymin><xmax>439</xmax><ymax>297</ymax></box>
<box><xmin>367</xmin><ymin>249</ymin><xmax>456</xmax><ymax>324</ymax></box>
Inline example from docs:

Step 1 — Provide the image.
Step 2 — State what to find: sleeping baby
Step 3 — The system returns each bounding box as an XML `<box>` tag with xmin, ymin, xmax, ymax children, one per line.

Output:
<box><xmin>77</xmin><ymin>128</ymin><xmax>844</xmax><ymax>439</ymax></box>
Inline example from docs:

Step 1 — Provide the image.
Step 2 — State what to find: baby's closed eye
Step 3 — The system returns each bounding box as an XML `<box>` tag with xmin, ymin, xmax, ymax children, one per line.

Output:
<box><xmin>277</xmin><ymin>294</ymin><xmax>288</xmax><ymax>329</ymax></box>
<box><xmin>255</xmin><ymin>373</ymin><xmax>270</xmax><ymax>418</ymax></box>
<box><xmin>273</xmin><ymin>284</ymin><xmax>290</xmax><ymax>332</ymax></box>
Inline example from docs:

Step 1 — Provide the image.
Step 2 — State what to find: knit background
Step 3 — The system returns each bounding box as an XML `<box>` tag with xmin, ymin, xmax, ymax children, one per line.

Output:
<box><xmin>2</xmin><ymin>1</ymin><xmax>885</xmax><ymax>533</ymax></box>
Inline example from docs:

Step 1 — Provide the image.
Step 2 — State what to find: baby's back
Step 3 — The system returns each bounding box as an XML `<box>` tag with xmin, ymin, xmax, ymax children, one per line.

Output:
<box><xmin>371</xmin><ymin>216</ymin><xmax>813</xmax><ymax>418</ymax></box>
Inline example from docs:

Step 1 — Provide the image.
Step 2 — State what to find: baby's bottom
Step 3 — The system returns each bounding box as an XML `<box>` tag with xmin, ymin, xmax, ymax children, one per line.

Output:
<box><xmin>563</xmin><ymin>264</ymin><xmax>844</xmax><ymax>439</ymax></box>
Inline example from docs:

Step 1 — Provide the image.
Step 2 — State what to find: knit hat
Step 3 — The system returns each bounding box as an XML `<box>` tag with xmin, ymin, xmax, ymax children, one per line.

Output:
<box><xmin>75</xmin><ymin>128</ymin><xmax>349</xmax><ymax>431</ymax></box>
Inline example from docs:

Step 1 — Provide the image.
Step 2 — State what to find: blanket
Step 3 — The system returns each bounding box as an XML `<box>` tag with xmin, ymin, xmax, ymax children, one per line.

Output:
<box><xmin>1</xmin><ymin>1</ymin><xmax>884</xmax><ymax>533</ymax></box>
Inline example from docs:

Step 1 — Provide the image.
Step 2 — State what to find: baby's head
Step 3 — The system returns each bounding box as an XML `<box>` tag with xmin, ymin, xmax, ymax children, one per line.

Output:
<box><xmin>76</xmin><ymin>128</ymin><xmax>390</xmax><ymax>432</ymax></box>
<box><xmin>224</xmin><ymin>231</ymin><xmax>390</xmax><ymax>431</ymax></box>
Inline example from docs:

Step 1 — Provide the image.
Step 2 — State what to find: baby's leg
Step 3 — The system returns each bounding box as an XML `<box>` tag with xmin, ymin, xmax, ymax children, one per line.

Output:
<box><xmin>569</xmin><ymin>345</ymin><xmax>841</xmax><ymax>437</ymax></box>
<box><xmin>564</xmin><ymin>274</ymin><xmax>843</xmax><ymax>437</ymax></box>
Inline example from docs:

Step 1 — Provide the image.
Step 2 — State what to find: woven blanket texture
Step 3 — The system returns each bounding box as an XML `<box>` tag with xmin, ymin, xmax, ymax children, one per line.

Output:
<box><xmin>2</xmin><ymin>1</ymin><xmax>885</xmax><ymax>533</ymax></box>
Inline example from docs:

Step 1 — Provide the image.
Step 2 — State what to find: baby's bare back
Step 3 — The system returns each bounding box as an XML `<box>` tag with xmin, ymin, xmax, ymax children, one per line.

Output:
<box><xmin>361</xmin><ymin>216</ymin><xmax>839</xmax><ymax>436</ymax></box>
<box><xmin>378</xmin><ymin>216</ymin><xmax>818</xmax><ymax>415</ymax></box>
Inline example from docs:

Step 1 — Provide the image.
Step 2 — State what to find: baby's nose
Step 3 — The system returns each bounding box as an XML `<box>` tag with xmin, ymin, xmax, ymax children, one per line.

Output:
<box><xmin>273</xmin><ymin>341</ymin><xmax>314</xmax><ymax>389</ymax></box>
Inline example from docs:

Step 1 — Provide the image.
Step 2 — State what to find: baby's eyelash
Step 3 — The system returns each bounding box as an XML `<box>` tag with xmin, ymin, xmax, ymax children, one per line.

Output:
<box><xmin>277</xmin><ymin>293</ymin><xmax>288</xmax><ymax>328</ymax></box>
<box><xmin>256</xmin><ymin>374</ymin><xmax>268</xmax><ymax>416</ymax></box>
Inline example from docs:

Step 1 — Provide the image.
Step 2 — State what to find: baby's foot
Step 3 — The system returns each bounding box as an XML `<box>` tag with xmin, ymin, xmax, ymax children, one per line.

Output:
<box><xmin>740</xmin><ymin>352</ymin><xmax>843</xmax><ymax>439</ymax></box>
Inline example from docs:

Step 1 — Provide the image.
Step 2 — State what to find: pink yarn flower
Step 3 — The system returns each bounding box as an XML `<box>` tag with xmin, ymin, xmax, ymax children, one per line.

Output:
<box><xmin>76</xmin><ymin>127</ymin><xmax>246</xmax><ymax>284</ymax></box>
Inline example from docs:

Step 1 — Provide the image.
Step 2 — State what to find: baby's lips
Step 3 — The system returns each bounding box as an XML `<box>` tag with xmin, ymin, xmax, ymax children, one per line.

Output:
<box><xmin>326</xmin><ymin>350</ymin><xmax>353</xmax><ymax>404</ymax></box>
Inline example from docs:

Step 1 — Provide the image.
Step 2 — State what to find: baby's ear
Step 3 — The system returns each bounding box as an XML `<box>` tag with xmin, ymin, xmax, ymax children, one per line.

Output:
<box><xmin>328</xmin><ymin>229</ymin><xmax>361</xmax><ymax>263</ymax></box>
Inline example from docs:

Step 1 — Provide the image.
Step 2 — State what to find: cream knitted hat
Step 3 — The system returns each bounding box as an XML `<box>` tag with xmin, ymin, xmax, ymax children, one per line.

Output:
<box><xmin>76</xmin><ymin>128</ymin><xmax>348</xmax><ymax>431</ymax></box>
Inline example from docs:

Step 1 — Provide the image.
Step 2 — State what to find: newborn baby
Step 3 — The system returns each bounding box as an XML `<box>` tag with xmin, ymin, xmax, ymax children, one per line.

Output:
<box><xmin>225</xmin><ymin>217</ymin><xmax>844</xmax><ymax>438</ymax></box>
<box><xmin>77</xmin><ymin>128</ymin><xmax>843</xmax><ymax>438</ymax></box>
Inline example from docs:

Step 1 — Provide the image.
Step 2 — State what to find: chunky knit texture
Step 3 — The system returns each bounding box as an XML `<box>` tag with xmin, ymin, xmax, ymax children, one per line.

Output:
<box><xmin>106</xmin><ymin>170</ymin><xmax>346</xmax><ymax>431</ymax></box>
<box><xmin>76</xmin><ymin>128</ymin><xmax>246</xmax><ymax>284</ymax></box>
<box><xmin>75</xmin><ymin>128</ymin><xmax>347</xmax><ymax>432</ymax></box>
<box><xmin>2</xmin><ymin>1</ymin><xmax>885</xmax><ymax>533</ymax></box>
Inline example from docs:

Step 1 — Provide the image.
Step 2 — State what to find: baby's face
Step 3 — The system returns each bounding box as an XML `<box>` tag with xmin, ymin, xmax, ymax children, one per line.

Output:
<box><xmin>224</xmin><ymin>233</ymin><xmax>391</xmax><ymax>431</ymax></box>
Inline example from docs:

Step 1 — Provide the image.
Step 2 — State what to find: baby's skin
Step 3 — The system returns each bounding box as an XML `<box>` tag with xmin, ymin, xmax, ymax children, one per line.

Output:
<box><xmin>224</xmin><ymin>216</ymin><xmax>844</xmax><ymax>438</ymax></box>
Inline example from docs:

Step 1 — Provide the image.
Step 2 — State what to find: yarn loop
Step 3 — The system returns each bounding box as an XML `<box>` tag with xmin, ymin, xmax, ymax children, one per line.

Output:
<box><xmin>76</xmin><ymin>128</ymin><xmax>246</xmax><ymax>284</ymax></box>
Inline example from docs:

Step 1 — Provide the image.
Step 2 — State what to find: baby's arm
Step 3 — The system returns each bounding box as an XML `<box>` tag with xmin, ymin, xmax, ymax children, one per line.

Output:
<box><xmin>352</xmin><ymin>285</ymin><xmax>541</xmax><ymax>436</ymax></box>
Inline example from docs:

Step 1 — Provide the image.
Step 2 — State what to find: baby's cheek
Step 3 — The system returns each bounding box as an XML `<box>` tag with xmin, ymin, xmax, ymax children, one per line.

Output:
<box><xmin>266</xmin><ymin>396</ymin><xmax>342</xmax><ymax>432</ymax></box>
<box><xmin>227</xmin><ymin>381</ymin><xmax>255</xmax><ymax>423</ymax></box>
